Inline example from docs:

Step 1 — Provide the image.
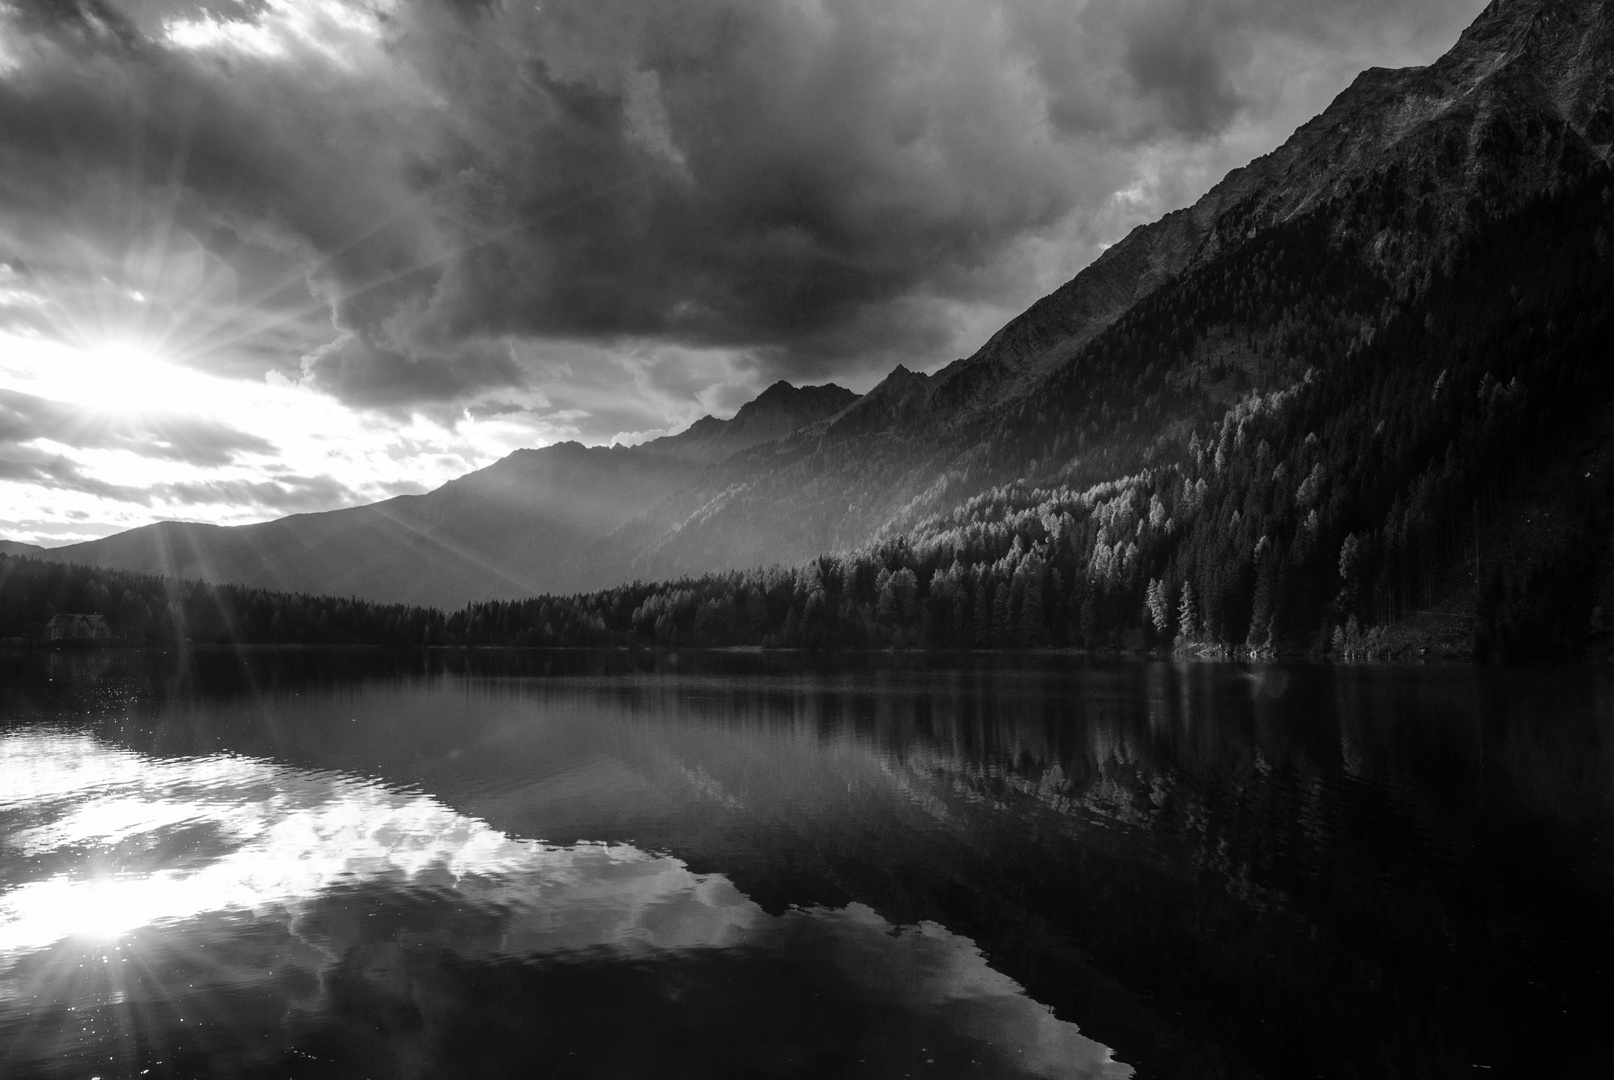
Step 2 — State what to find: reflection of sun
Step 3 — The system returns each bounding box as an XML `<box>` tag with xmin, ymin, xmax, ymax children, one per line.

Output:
<box><xmin>7</xmin><ymin>874</ymin><xmax>192</xmax><ymax>944</ymax></box>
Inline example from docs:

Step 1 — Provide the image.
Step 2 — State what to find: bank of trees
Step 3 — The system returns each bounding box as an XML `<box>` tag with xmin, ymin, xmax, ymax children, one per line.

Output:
<box><xmin>0</xmin><ymin>557</ymin><xmax>448</xmax><ymax>646</ymax></box>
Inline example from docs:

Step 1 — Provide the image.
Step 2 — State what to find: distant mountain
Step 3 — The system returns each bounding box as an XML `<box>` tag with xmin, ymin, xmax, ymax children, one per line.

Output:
<box><xmin>0</xmin><ymin>540</ymin><xmax>44</xmax><ymax>557</ymax></box>
<box><xmin>29</xmin><ymin>383</ymin><xmax>856</xmax><ymax>607</ymax></box>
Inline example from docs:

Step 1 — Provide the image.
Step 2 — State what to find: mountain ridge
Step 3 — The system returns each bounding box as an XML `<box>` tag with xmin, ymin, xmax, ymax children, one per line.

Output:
<box><xmin>16</xmin><ymin>380</ymin><xmax>858</xmax><ymax>606</ymax></box>
<box><xmin>614</xmin><ymin>0</ymin><xmax>1612</xmax><ymax>582</ymax></box>
<box><xmin>926</xmin><ymin>0</ymin><xmax>1611</xmax><ymax>417</ymax></box>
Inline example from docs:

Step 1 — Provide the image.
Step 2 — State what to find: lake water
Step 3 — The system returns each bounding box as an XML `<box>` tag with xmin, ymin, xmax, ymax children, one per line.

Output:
<box><xmin>0</xmin><ymin>649</ymin><xmax>1610</xmax><ymax>1080</ymax></box>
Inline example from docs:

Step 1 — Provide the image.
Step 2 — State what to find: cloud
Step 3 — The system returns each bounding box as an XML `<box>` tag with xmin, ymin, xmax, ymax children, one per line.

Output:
<box><xmin>1120</xmin><ymin>4</ymin><xmax>1248</xmax><ymax>136</ymax></box>
<box><xmin>0</xmin><ymin>388</ymin><xmax>274</xmax><ymax>465</ymax></box>
<box><xmin>0</xmin><ymin>448</ymin><xmax>147</xmax><ymax>502</ymax></box>
<box><xmin>0</xmin><ymin>384</ymin><xmax>364</xmax><ymax>521</ymax></box>
<box><xmin>300</xmin><ymin>334</ymin><xmax>525</xmax><ymax>412</ymax></box>
<box><xmin>154</xmin><ymin>472</ymin><xmax>357</xmax><ymax>512</ymax></box>
<box><xmin>0</xmin><ymin>443</ymin><xmax>353</xmax><ymax>511</ymax></box>
<box><xmin>0</xmin><ymin>0</ymin><xmax>1489</xmax><ymax>420</ymax></box>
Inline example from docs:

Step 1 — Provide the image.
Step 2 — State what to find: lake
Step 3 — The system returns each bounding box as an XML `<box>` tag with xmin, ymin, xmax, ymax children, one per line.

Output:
<box><xmin>1</xmin><ymin>648</ymin><xmax>1610</xmax><ymax>1079</ymax></box>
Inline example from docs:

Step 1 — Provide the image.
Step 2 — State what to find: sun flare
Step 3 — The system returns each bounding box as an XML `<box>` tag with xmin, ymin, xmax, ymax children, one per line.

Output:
<box><xmin>1</xmin><ymin>331</ymin><xmax>202</xmax><ymax>416</ymax></box>
<box><xmin>48</xmin><ymin>339</ymin><xmax>222</xmax><ymax>418</ymax></box>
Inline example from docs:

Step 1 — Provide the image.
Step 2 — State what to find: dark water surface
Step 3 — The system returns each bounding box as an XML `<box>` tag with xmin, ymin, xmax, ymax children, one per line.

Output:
<box><xmin>0</xmin><ymin>649</ymin><xmax>1610</xmax><ymax>1080</ymax></box>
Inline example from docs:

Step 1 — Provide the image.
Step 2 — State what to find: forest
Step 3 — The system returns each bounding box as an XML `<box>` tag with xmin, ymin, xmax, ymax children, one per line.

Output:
<box><xmin>3</xmin><ymin>166</ymin><xmax>1609</xmax><ymax>660</ymax></box>
<box><xmin>0</xmin><ymin>557</ymin><xmax>449</xmax><ymax>647</ymax></box>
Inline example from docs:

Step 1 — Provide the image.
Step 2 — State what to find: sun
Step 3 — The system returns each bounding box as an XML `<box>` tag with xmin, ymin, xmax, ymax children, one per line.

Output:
<box><xmin>72</xmin><ymin>340</ymin><xmax>216</xmax><ymax>416</ymax></box>
<box><xmin>0</xmin><ymin>331</ymin><xmax>231</xmax><ymax>420</ymax></box>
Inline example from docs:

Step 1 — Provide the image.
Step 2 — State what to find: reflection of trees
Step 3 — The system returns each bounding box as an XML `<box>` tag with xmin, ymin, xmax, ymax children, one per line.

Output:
<box><xmin>467</xmin><ymin>656</ymin><xmax>1614</xmax><ymax>1080</ymax></box>
<box><xmin>13</xmin><ymin>651</ymin><xmax>1613</xmax><ymax>1079</ymax></box>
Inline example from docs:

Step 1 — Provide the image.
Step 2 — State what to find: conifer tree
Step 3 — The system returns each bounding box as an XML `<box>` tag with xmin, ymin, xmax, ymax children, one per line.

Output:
<box><xmin>1178</xmin><ymin>580</ymin><xmax>1199</xmax><ymax>641</ymax></box>
<box><xmin>1145</xmin><ymin>578</ymin><xmax>1171</xmax><ymax>633</ymax></box>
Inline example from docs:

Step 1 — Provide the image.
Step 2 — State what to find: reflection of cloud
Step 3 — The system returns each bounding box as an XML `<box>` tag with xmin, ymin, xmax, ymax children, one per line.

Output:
<box><xmin>0</xmin><ymin>731</ymin><xmax>757</xmax><ymax>958</ymax></box>
<box><xmin>0</xmin><ymin>730</ymin><xmax>1130</xmax><ymax>1079</ymax></box>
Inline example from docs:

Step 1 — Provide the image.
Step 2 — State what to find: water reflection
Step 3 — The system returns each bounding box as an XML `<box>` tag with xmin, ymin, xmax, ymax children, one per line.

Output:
<box><xmin>0</xmin><ymin>726</ymin><xmax>1125</xmax><ymax>1080</ymax></box>
<box><xmin>3</xmin><ymin>648</ymin><xmax>1613</xmax><ymax>1079</ymax></box>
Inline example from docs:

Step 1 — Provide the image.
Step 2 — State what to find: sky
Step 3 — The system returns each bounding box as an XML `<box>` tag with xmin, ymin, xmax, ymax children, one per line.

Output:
<box><xmin>0</xmin><ymin>0</ymin><xmax>1487</xmax><ymax>546</ymax></box>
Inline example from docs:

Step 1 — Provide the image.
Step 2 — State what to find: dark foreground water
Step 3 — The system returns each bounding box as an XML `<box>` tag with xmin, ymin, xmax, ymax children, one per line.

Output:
<box><xmin>0</xmin><ymin>650</ymin><xmax>1610</xmax><ymax>1080</ymax></box>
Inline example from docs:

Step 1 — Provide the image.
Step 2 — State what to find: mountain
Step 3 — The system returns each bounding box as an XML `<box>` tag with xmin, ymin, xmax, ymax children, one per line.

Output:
<box><xmin>610</xmin><ymin>0</ymin><xmax>1614</xmax><ymax>586</ymax></box>
<box><xmin>656</xmin><ymin>381</ymin><xmax>858</xmax><ymax>463</ymax></box>
<box><xmin>20</xmin><ymin>0</ymin><xmax>1614</xmax><ymax>657</ymax></box>
<box><xmin>24</xmin><ymin>383</ymin><xmax>856</xmax><ymax>608</ymax></box>
<box><xmin>484</xmin><ymin>0</ymin><xmax>1612</xmax><ymax>659</ymax></box>
<box><xmin>0</xmin><ymin>540</ymin><xmax>43</xmax><ymax>557</ymax></box>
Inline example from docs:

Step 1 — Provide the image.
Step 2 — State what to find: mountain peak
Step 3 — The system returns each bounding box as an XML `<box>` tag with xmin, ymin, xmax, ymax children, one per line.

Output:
<box><xmin>1465</xmin><ymin>0</ymin><xmax>1600</xmax><ymax>42</ymax></box>
<box><xmin>732</xmin><ymin>380</ymin><xmax>855</xmax><ymax>421</ymax></box>
<box><xmin>926</xmin><ymin>0</ymin><xmax>1613</xmax><ymax>415</ymax></box>
<box><xmin>825</xmin><ymin>364</ymin><xmax>932</xmax><ymax>438</ymax></box>
<box><xmin>873</xmin><ymin>363</ymin><xmax>926</xmax><ymax>388</ymax></box>
<box><xmin>752</xmin><ymin>379</ymin><xmax>800</xmax><ymax>402</ymax></box>
<box><xmin>652</xmin><ymin>380</ymin><xmax>859</xmax><ymax>463</ymax></box>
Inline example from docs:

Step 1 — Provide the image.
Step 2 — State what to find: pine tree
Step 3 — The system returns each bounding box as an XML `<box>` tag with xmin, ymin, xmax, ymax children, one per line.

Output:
<box><xmin>973</xmin><ymin>580</ymin><xmax>993</xmax><ymax>647</ymax></box>
<box><xmin>1018</xmin><ymin>564</ymin><xmax>1048</xmax><ymax>647</ymax></box>
<box><xmin>1178</xmin><ymin>580</ymin><xmax>1199</xmax><ymax>641</ymax></box>
<box><xmin>992</xmin><ymin>578</ymin><xmax>1013</xmax><ymax>646</ymax></box>
<box><xmin>1145</xmin><ymin>578</ymin><xmax>1171</xmax><ymax>633</ymax></box>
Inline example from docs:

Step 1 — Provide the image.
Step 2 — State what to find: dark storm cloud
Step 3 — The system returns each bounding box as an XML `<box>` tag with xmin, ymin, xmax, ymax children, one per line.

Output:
<box><xmin>301</xmin><ymin>334</ymin><xmax>525</xmax><ymax>412</ymax></box>
<box><xmin>0</xmin><ymin>0</ymin><xmax>1488</xmax><ymax>410</ymax></box>
<box><xmin>0</xmin><ymin>388</ymin><xmax>275</xmax><ymax>464</ymax></box>
<box><xmin>393</xmin><ymin>0</ymin><xmax>1086</xmax><ymax>372</ymax></box>
<box><xmin>1119</xmin><ymin>4</ymin><xmax>1246</xmax><ymax>136</ymax></box>
<box><xmin>4</xmin><ymin>0</ymin><xmax>143</xmax><ymax>46</ymax></box>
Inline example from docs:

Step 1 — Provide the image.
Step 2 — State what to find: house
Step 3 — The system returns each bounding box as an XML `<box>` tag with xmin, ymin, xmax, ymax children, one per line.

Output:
<box><xmin>46</xmin><ymin>613</ymin><xmax>113</xmax><ymax>642</ymax></box>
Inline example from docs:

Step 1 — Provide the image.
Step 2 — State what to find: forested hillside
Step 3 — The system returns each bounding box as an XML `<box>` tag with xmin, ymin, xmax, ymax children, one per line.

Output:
<box><xmin>599</xmin><ymin>0</ymin><xmax>1614</xmax><ymax>592</ymax></box>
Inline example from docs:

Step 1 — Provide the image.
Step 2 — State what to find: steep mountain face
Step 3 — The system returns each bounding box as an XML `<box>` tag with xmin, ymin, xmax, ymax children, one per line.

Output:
<box><xmin>948</xmin><ymin>0</ymin><xmax>1612</xmax><ymax>400</ymax></box>
<box><xmin>29</xmin><ymin>384</ymin><xmax>856</xmax><ymax>607</ymax></box>
<box><xmin>615</xmin><ymin>0</ymin><xmax>1614</xmax><ymax>586</ymax></box>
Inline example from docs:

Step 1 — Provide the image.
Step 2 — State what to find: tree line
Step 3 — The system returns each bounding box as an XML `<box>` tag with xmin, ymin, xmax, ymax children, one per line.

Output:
<box><xmin>0</xmin><ymin>557</ymin><xmax>449</xmax><ymax>647</ymax></box>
